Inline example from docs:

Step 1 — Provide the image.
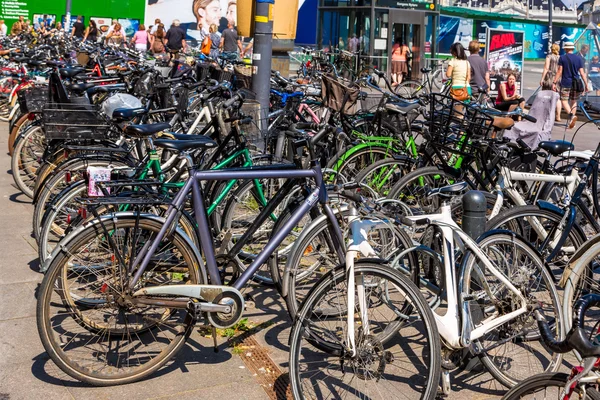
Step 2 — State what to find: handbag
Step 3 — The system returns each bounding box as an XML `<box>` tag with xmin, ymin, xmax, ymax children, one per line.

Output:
<box><xmin>450</xmin><ymin>60</ymin><xmax>470</xmax><ymax>101</ymax></box>
<box><xmin>565</xmin><ymin>54</ymin><xmax>585</xmax><ymax>92</ymax></box>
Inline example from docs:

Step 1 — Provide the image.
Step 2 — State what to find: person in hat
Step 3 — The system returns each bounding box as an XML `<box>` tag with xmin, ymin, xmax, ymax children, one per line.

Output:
<box><xmin>553</xmin><ymin>41</ymin><xmax>588</xmax><ymax>129</ymax></box>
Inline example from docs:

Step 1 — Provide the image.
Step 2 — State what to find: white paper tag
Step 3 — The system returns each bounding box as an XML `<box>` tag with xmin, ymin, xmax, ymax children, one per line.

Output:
<box><xmin>87</xmin><ymin>166</ymin><xmax>111</xmax><ymax>197</ymax></box>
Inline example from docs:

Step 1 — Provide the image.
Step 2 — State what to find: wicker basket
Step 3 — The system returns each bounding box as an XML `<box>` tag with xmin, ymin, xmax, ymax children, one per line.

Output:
<box><xmin>42</xmin><ymin>104</ymin><xmax>111</xmax><ymax>140</ymax></box>
<box><xmin>320</xmin><ymin>74</ymin><xmax>360</xmax><ymax>115</ymax></box>
<box><xmin>233</xmin><ymin>65</ymin><xmax>252</xmax><ymax>90</ymax></box>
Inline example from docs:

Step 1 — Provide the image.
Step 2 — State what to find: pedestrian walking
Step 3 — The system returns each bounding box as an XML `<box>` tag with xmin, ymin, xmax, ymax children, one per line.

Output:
<box><xmin>71</xmin><ymin>16</ymin><xmax>85</xmax><ymax>40</ymax></box>
<box><xmin>220</xmin><ymin>20</ymin><xmax>241</xmax><ymax>60</ymax></box>
<box><xmin>83</xmin><ymin>19</ymin><xmax>99</xmax><ymax>43</ymax></box>
<box><xmin>467</xmin><ymin>40</ymin><xmax>490</xmax><ymax>96</ymax></box>
<box><xmin>149</xmin><ymin>23</ymin><xmax>167</xmax><ymax>56</ymax></box>
<box><xmin>540</xmin><ymin>43</ymin><xmax>562</xmax><ymax>121</ymax></box>
<box><xmin>165</xmin><ymin>20</ymin><xmax>186</xmax><ymax>59</ymax></box>
<box><xmin>553</xmin><ymin>41</ymin><xmax>589</xmax><ymax>129</ymax></box>
<box><xmin>131</xmin><ymin>24</ymin><xmax>149</xmax><ymax>52</ymax></box>
<box><xmin>390</xmin><ymin>38</ymin><xmax>409</xmax><ymax>86</ymax></box>
<box><xmin>208</xmin><ymin>23</ymin><xmax>221</xmax><ymax>59</ymax></box>
<box><xmin>446</xmin><ymin>42</ymin><xmax>471</xmax><ymax>101</ymax></box>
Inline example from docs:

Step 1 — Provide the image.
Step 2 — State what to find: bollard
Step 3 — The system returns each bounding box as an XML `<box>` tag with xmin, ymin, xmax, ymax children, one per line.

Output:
<box><xmin>462</xmin><ymin>190</ymin><xmax>487</xmax><ymax>240</ymax></box>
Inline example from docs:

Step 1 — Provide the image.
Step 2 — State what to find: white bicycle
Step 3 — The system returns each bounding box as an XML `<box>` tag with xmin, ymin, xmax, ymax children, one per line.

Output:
<box><xmin>391</xmin><ymin>183</ymin><xmax>564</xmax><ymax>392</ymax></box>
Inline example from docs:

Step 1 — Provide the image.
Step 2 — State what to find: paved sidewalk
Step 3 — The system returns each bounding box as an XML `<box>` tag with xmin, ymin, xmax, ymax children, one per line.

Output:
<box><xmin>0</xmin><ymin>117</ymin><xmax>593</xmax><ymax>400</ymax></box>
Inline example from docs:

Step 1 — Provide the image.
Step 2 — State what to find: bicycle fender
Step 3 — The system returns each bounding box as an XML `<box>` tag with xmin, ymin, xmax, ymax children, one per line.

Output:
<box><xmin>281</xmin><ymin>205</ymin><xmax>349</xmax><ymax>298</ymax></box>
<box><xmin>331</xmin><ymin>143</ymin><xmax>395</xmax><ymax>171</ymax></box>
<box><xmin>560</xmin><ymin>232</ymin><xmax>600</xmax><ymax>287</ymax></box>
<box><xmin>536</xmin><ymin>200</ymin><xmax>566</xmax><ymax>216</ymax></box>
<box><xmin>41</xmin><ymin>212</ymin><xmax>207</xmax><ymax>284</ymax></box>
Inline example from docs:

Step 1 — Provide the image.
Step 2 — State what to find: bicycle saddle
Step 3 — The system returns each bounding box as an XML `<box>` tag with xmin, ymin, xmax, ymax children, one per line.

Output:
<box><xmin>67</xmin><ymin>82</ymin><xmax>96</xmax><ymax>94</ymax></box>
<box><xmin>385</xmin><ymin>102</ymin><xmax>420</xmax><ymax>115</ymax></box>
<box><xmin>157</xmin><ymin>132</ymin><xmax>209</xmax><ymax>141</ymax></box>
<box><xmin>112</xmin><ymin>107</ymin><xmax>146</xmax><ymax>122</ymax></box>
<box><xmin>124</xmin><ymin>123</ymin><xmax>171</xmax><ymax>138</ymax></box>
<box><xmin>59</xmin><ymin>67</ymin><xmax>86</xmax><ymax>78</ymax></box>
<box><xmin>13</xmin><ymin>57</ymin><xmax>30</xmax><ymax>63</ymax></box>
<box><xmin>154</xmin><ymin>136</ymin><xmax>217</xmax><ymax>152</ymax></box>
<box><xmin>27</xmin><ymin>60</ymin><xmax>44</xmax><ymax>67</ymax></box>
<box><xmin>491</xmin><ymin>117</ymin><xmax>514</xmax><ymax>130</ymax></box>
<box><xmin>420</xmin><ymin>67</ymin><xmax>432</xmax><ymax>74</ymax></box>
<box><xmin>46</xmin><ymin>60</ymin><xmax>66</xmax><ymax>68</ymax></box>
<box><xmin>426</xmin><ymin>182</ymin><xmax>468</xmax><ymax>197</ymax></box>
<box><xmin>539</xmin><ymin>140</ymin><xmax>575</xmax><ymax>156</ymax></box>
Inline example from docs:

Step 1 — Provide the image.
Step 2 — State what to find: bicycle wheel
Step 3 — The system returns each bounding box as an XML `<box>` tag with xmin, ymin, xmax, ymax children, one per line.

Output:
<box><xmin>11</xmin><ymin>125</ymin><xmax>45</xmax><ymax>199</ymax></box>
<box><xmin>386</xmin><ymin>165</ymin><xmax>460</xmax><ymax>216</ymax></box>
<box><xmin>395</xmin><ymin>80</ymin><xmax>424</xmax><ymax>99</ymax></box>
<box><xmin>561</xmin><ymin>240</ymin><xmax>600</xmax><ymax>338</ymax></box>
<box><xmin>460</xmin><ymin>232</ymin><xmax>563</xmax><ymax>387</ymax></box>
<box><xmin>289</xmin><ymin>261</ymin><xmax>441</xmax><ymax>400</ymax></box>
<box><xmin>354</xmin><ymin>157</ymin><xmax>414</xmax><ymax>198</ymax></box>
<box><xmin>486</xmin><ymin>205</ymin><xmax>587</xmax><ymax>280</ymax></box>
<box><xmin>37</xmin><ymin>215</ymin><xmax>203</xmax><ymax>386</ymax></box>
<box><xmin>328</xmin><ymin>145</ymin><xmax>395</xmax><ymax>184</ymax></box>
<box><xmin>502</xmin><ymin>372</ymin><xmax>600</xmax><ymax>400</ymax></box>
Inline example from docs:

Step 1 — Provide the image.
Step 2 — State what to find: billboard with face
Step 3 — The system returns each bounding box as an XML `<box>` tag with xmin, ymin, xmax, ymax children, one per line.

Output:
<box><xmin>144</xmin><ymin>0</ymin><xmax>236</xmax><ymax>44</ymax></box>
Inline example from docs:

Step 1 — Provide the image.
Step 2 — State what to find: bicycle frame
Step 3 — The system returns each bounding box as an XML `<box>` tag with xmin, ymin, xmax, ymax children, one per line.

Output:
<box><xmin>405</xmin><ymin>204</ymin><xmax>529</xmax><ymax>349</ymax></box>
<box><xmin>128</xmin><ymin>161</ymin><xmax>345</xmax><ymax>292</ymax></box>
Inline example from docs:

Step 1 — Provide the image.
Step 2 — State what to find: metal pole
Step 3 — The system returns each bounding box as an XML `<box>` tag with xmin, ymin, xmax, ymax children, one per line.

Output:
<box><xmin>431</xmin><ymin>13</ymin><xmax>437</xmax><ymax>59</ymax></box>
<box><xmin>65</xmin><ymin>0</ymin><xmax>72</xmax><ymax>33</ymax></box>
<box><xmin>251</xmin><ymin>0</ymin><xmax>274</xmax><ymax>136</ymax></box>
<box><xmin>548</xmin><ymin>0</ymin><xmax>553</xmax><ymax>52</ymax></box>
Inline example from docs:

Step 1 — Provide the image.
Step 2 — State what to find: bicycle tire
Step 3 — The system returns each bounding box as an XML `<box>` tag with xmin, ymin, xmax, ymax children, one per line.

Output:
<box><xmin>37</xmin><ymin>215</ymin><xmax>203</xmax><ymax>386</ymax></box>
<box><xmin>460</xmin><ymin>232</ymin><xmax>563</xmax><ymax>387</ymax></box>
<box><xmin>327</xmin><ymin>145</ymin><xmax>396</xmax><ymax>184</ymax></box>
<box><xmin>486</xmin><ymin>204</ymin><xmax>587</xmax><ymax>280</ymax></box>
<box><xmin>289</xmin><ymin>261</ymin><xmax>441</xmax><ymax>400</ymax></box>
<box><xmin>354</xmin><ymin>157</ymin><xmax>414</xmax><ymax>198</ymax></box>
<box><xmin>395</xmin><ymin>79</ymin><xmax>425</xmax><ymax>99</ymax></box>
<box><xmin>11</xmin><ymin>125</ymin><xmax>45</xmax><ymax>199</ymax></box>
<box><xmin>502</xmin><ymin>372</ymin><xmax>600</xmax><ymax>400</ymax></box>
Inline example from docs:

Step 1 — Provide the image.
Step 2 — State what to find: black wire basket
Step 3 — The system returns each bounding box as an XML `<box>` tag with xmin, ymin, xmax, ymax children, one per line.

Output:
<box><xmin>427</xmin><ymin>93</ymin><xmax>496</xmax><ymax>154</ymax></box>
<box><xmin>17</xmin><ymin>86</ymin><xmax>48</xmax><ymax>114</ymax></box>
<box><xmin>196</xmin><ymin>62</ymin><xmax>212</xmax><ymax>81</ymax></box>
<box><xmin>210</xmin><ymin>65</ymin><xmax>233</xmax><ymax>83</ymax></box>
<box><xmin>42</xmin><ymin>104</ymin><xmax>112</xmax><ymax>140</ymax></box>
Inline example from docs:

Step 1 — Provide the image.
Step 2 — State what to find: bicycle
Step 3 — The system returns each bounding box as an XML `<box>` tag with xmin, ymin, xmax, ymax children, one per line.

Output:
<box><xmin>36</xmin><ymin>122</ymin><xmax>441</xmax><ymax>395</ymax></box>
<box><xmin>391</xmin><ymin>182</ymin><xmax>563</xmax><ymax>390</ymax></box>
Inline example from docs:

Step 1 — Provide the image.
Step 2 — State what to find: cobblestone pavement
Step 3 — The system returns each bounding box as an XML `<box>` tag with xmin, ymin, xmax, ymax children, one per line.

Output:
<box><xmin>0</xmin><ymin>118</ymin><xmax>594</xmax><ymax>400</ymax></box>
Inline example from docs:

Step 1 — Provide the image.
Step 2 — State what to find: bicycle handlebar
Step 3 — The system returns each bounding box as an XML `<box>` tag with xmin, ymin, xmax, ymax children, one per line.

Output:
<box><xmin>534</xmin><ymin>294</ymin><xmax>600</xmax><ymax>358</ymax></box>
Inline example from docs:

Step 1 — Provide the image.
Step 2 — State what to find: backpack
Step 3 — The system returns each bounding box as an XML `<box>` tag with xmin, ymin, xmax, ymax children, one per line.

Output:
<box><xmin>201</xmin><ymin>35</ymin><xmax>212</xmax><ymax>56</ymax></box>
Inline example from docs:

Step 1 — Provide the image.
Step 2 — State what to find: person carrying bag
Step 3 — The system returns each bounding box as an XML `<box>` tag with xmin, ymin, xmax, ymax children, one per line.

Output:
<box><xmin>552</xmin><ymin>41</ymin><xmax>588</xmax><ymax>129</ymax></box>
<box><xmin>446</xmin><ymin>42</ymin><xmax>471</xmax><ymax>102</ymax></box>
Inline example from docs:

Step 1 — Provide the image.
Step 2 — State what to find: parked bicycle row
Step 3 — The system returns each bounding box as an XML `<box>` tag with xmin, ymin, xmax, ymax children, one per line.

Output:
<box><xmin>4</xmin><ymin>36</ymin><xmax>600</xmax><ymax>399</ymax></box>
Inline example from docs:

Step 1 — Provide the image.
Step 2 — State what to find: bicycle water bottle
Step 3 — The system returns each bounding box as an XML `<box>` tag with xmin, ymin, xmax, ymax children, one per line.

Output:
<box><xmin>462</xmin><ymin>190</ymin><xmax>487</xmax><ymax>240</ymax></box>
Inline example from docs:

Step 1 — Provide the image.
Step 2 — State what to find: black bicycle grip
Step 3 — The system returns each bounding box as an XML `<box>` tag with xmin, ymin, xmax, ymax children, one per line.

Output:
<box><xmin>572</xmin><ymin>294</ymin><xmax>600</xmax><ymax>330</ymax></box>
<box><xmin>399</xmin><ymin>216</ymin><xmax>415</xmax><ymax>226</ymax></box>
<box><xmin>523</xmin><ymin>114</ymin><xmax>537</xmax><ymax>123</ymax></box>
<box><xmin>533</xmin><ymin>309</ymin><xmax>574</xmax><ymax>354</ymax></box>
<box><xmin>223</xmin><ymin>92</ymin><xmax>244</xmax><ymax>109</ymax></box>
<box><xmin>342</xmin><ymin>190</ymin><xmax>363</xmax><ymax>203</ymax></box>
<box><xmin>295</xmin><ymin>123</ymin><xmax>321</xmax><ymax>131</ymax></box>
<box><xmin>516</xmin><ymin>138</ymin><xmax>531</xmax><ymax>151</ymax></box>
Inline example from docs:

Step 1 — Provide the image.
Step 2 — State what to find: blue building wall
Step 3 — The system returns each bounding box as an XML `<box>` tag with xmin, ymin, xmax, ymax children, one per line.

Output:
<box><xmin>296</xmin><ymin>0</ymin><xmax>318</xmax><ymax>45</ymax></box>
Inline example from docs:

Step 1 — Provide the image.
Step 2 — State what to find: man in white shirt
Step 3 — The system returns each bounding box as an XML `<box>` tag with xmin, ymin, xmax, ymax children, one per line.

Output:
<box><xmin>0</xmin><ymin>20</ymin><xmax>7</xmax><ymax>37</ymax></box>
<box><xmin>150</xmin><ymin>19</ymin><xmax>161</xmax><ymax>34</ymax></box>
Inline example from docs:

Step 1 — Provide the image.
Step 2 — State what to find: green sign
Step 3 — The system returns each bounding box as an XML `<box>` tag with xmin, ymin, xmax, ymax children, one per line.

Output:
<box><xmin>377</xmin><ymin>0</ymin><xmax>436</xmax><ymax>10</ymax></box>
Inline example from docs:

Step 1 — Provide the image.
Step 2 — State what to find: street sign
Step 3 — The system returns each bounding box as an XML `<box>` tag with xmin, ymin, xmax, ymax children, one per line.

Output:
<box><xmin>377</xmin><ymin>0</ymin><xmax>436</xmax><ymax>10</ymax></box>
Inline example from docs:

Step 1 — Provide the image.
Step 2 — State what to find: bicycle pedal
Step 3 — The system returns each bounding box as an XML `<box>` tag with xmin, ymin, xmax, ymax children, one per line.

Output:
<box><xmin>187</xmin><ymin>299</ymin><xmax>204</xmax><ymax>321</ymax></box>
<box><xmin>462</xmin><ymin>291</ymin><xmax>485</xmax><ymax>302</ymax></box>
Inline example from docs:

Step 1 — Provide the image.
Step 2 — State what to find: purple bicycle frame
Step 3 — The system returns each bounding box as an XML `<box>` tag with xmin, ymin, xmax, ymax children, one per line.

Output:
<box><xmin>129</xmin><ymin>162</ymin><xmax>345</xmax><ymax>292</ymax></box>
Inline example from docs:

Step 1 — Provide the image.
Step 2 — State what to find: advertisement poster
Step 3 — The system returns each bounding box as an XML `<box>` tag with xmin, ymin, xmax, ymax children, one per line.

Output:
<box><xmin>426</xmin><ymin>15</ymin><xmax>473</xmax><ymax>55</ymax></box>
<box><xmin>477</xmin><ymin>21</ymin><xmax>548</xmax><ymax>59</ymax></box>
<box><xmin>33</xmin><ymin>14</ymin><xmax>55</xmax><ymax>30</ymax></box>
<box><xmin>90</xmin><ymin>17</ymin><xmax>112</xmax><ymax>35</ymax></box>
<box><xmin>144</xmin><ymin>0</ymin><xmax>236</xmax><ymax>44</ymax></box>
<box><xmin>118</xmin><ymin>18</ymin><xmax>140</xmax><ymax>37</ymax></box>
<box><xmin>486</xmin><ymin>28</ymin><xmax>524</xmax><ymax>97</ymax></box>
